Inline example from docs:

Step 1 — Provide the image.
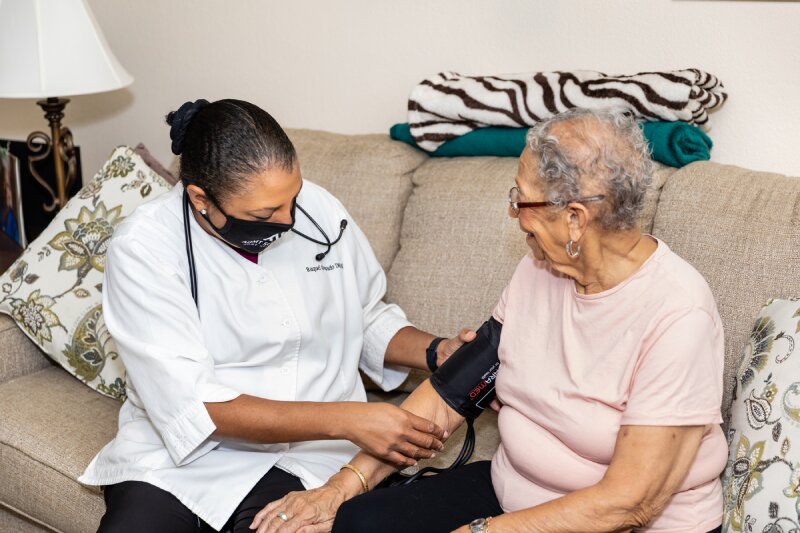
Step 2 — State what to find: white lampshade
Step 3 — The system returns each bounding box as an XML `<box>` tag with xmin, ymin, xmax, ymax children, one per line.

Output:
<box><xmin>0</xmin><ymin>0</ymin><xmax>133</xmax><ymax>98</ymax></box>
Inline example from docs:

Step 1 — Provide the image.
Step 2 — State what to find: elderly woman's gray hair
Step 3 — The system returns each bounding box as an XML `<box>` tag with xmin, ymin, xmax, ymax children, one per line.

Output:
<box><xmin>525</xmin><ymin>108</ymin><xmax>654</xmax><ymax>231</ymax></box>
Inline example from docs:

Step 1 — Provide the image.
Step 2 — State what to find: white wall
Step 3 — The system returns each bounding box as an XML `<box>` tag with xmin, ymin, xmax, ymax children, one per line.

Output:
<box><xmin>1</xmin><ymin>0</ymin><xmax>799</xmax><ymax>179</ymax></box>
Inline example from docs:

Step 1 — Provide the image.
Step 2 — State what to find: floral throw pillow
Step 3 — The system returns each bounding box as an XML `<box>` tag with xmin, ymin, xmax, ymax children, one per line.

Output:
<box><xmin>0</xmin><ymin>146</ymin><xmax>172</xmax><ymax>401</ymax></box>
<box><xmin>723</xmin><ymin>297</ymin><xmax>800</xmax><ymax>532</ymax></box>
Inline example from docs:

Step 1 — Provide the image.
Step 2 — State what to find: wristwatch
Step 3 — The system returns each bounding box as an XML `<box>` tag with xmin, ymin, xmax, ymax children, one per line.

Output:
<box><xmin>426</xmin><ymin>337</ymin><xmax>445</xmax><ymax>372</ymax></box>
<box><xmin>469</xmin><ymin>517</ymin><xmax>491</xmax><ymax>532</ymax></box>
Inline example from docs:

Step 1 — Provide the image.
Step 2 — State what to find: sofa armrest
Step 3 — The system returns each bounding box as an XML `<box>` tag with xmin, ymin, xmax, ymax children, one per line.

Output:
<box><xmin>0</xmin><ymin>313</ymin><xmax>52</xmax><ymax>384</ymax></box>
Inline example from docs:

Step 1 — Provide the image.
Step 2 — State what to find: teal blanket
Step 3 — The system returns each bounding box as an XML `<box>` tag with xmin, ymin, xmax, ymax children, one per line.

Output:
<box><xmin>389</xmin><ymin>121</ymin><xmax>712</xmax><ymax>168</ymax></box>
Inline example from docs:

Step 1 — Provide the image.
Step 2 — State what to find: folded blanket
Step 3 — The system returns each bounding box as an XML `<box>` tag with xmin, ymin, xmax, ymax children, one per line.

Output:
<box><xmin>641</xmin><ymin>121</ymin><xmax>713</xmax><ymax>168</ymax></box>
<box><xmin>408</xmin><ymin>69</ymin><xmax>726</xmax><ymax>152</ymax></box>
<box><xmin>390</xmin><ymin>121</ymin><xmax>712</xmax><ymax>168</ymax></box>
<box><xmin>390</xmin><ymin>123</ymin><xmax>527</xmax><ymax>158</ymax></box>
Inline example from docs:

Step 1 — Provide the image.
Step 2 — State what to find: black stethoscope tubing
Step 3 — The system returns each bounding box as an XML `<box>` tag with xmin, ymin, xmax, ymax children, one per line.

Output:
<box><xmin>182</xmin><ymin>188</ymin><xmax>347</xmax><ymax>306</ymax></box>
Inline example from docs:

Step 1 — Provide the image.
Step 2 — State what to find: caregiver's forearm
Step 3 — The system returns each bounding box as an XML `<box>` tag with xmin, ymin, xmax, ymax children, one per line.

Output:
<box><xmin>384</xmin><ymin>325</ymin><xmax>437</xmax><ymax>370</ymax></box>
<box><xmin>205</xmin><ymin>396</ymin><xmax>370</xmax><ymax>443</ymax></box>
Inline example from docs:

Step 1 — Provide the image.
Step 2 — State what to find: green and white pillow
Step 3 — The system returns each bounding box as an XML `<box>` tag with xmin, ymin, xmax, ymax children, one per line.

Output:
<box><xmin>723</xmin><ymin>297</ymin><xmax>800</xmax><ymax>532</ymax></box>
<box><xmin>0</xmin><ymin>146</ymin><xmax>172</xmax><ymax>401</ymax></box>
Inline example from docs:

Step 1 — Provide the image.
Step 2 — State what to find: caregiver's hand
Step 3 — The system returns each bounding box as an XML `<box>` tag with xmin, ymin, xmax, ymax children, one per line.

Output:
<box><xmin>343</xmin><ymin>403</ymin><xmax>445</xmax><ymax>466</ymax></box>
<box><xmin>250</xmin><ymin>472</ymin><xmax>356</xmax><ymax>533</ymax></box>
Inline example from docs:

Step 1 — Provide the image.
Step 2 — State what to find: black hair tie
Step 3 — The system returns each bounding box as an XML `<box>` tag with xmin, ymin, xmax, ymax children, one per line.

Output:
<box><xmin>166</xmin><ymin>99</ymin><xmax>210</xmax><ymax>155</ymax></box>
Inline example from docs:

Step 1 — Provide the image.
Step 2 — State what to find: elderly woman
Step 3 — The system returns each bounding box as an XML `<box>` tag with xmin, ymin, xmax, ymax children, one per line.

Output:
<box><xmin>250</xmin><ymin>108</ymin><xmax>727</xmax><ymax>533</ymax></box>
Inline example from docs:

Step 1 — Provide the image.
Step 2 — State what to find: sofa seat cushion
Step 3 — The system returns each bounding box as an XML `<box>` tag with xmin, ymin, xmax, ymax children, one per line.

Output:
<box><xmin>652</xmin><ymin>162</ymin><xmax>800</xmax><ymax>419</ymax></box>
<box><xmin>0</xmin><ymin>370</ymin><xmax>499</xmax><ymax>533</ymax></box>
<box><xmin>0</xmin><ymin>507</ymin><xmax>50</xmax><ymax>532</ymax></box>
<box><xmin>0</xmin><ymin>367</ymin><xmax>119</xmax><ymax>533</ymax></box>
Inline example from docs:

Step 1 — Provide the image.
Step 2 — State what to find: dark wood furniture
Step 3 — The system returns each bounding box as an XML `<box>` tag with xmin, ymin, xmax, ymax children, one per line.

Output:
<box><xmin>0</xmin><ymin>230</ymin><xmax>23</xmax><ymax>274</ymax></box>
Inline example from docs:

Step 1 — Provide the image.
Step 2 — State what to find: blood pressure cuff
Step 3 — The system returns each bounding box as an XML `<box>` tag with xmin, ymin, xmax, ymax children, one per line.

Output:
<box><xmin>429</xmin><ymin>317</ymin><xmax>502</xmax><ymax>420</ymax></box>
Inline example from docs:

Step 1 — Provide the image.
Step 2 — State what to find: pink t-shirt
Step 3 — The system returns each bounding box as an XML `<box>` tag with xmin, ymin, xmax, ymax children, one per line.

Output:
<box><xmin>490</xmin><ymin>238</ymin><xmax>726</xmax><ymax>533</ymax></box>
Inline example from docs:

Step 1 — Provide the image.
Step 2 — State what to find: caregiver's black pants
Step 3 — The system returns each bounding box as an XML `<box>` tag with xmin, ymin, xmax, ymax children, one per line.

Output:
<box><xmin>332</xmin><ymin>460</ymin><xmax>724</xmax><ymax>533</ymax></box>
<box><xmin>97</xmin><ymin>467</ymin><xmax>304</xmax><ymax>533</ymax></box>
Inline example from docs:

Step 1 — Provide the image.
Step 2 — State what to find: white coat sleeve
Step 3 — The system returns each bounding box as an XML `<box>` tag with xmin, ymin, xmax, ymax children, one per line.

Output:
<box><xmin>349</xmin><ymin>220</ymin><xmax>412</xmax><ymax>391</ymax></box>
<box><xmin>102</xmin><ymin>234</ymin><xmax>241</xmax><ymax>466</ymax></box>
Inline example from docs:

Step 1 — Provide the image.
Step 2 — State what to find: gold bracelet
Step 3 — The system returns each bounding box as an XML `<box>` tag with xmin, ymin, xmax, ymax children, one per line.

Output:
<box><xmin>340</xmin><ymin>463</ymin><xmax>369</xmax><ymax>493</ymax></box>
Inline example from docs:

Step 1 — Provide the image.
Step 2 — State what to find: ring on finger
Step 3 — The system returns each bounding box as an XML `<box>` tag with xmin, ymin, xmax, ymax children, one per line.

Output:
<box><xmin>277</xmin><ymin>511</ymin><xmax>289</xmax><ymax>522</ymax></box>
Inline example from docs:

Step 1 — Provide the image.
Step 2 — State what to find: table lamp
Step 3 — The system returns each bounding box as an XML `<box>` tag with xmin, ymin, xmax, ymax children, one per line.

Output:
<box><xmin>0</xmin><ymin>0</ymin><xmax>133</xmax><ymax>212</ymax></box>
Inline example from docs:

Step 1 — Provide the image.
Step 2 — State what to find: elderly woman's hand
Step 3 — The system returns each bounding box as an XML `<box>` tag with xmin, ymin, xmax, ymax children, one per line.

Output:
<box><xmin>437</xmin><ymin>328</ymin><xmax>478</xmax><ymax>367</ymax></box>
<box><xmin>250</xmin><ymin>483</ymin><xmax>346</xmax><ymax>533</ymax></box>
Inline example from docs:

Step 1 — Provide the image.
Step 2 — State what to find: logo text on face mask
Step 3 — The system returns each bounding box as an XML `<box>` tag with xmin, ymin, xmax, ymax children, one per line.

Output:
<box><xmin>241</xmin><ymin>233</ymin><xmax>284</xmax><ymax>247</ymax></box>
<box><xmin>306</xmin><ymin>262</ymin><xmax>344</xmax><ymax>273</ymax></box>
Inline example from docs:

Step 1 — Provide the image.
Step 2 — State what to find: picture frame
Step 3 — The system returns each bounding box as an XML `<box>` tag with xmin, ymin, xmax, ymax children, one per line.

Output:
<box><xmin>0</xmin><ymin>141</ymin><xmax>27</xmax><ymax>248</ymax></box>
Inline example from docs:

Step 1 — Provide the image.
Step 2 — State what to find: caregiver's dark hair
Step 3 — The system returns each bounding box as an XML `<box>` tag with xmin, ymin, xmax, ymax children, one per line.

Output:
<box><xmin>165</xmin><ymin>99</ymin><xmax>297</xmax><ymax>203</ymax></box>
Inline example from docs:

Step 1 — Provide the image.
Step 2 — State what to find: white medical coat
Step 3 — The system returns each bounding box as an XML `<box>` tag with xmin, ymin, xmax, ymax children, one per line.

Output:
<box><xmin>79</xmin><ymin>181</ymin><xmax>411</xmax><ymax>529</ymax></box>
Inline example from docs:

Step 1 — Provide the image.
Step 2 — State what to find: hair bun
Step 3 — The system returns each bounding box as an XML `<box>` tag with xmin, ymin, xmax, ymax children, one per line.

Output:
<box><xmin>166</xmin><ymin>99</ymin><xmax>210</xmax><ymax>155</ymax></box>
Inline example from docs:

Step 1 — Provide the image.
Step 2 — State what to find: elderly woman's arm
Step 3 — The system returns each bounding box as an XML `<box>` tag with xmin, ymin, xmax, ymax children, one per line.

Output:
<box><xmin>454</xmin><ymin>424</ymin><xmax>706</xmax><ymax>533</ymax></box>
<box><xmin>250</xmin><ymin>379</ymin><xmax>465</xmax><ymax>533</ymax></box>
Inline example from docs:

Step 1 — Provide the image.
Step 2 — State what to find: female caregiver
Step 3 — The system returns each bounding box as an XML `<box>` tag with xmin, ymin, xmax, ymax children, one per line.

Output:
<box><xmin>252</xmin><ymin>109</ymin><xmax>727</xmax><ymax>533</ymax></box>
<box><xmin>79</xmin><ymin>99</ymin><xmax>472</xmax><ymax>533</ymax></box>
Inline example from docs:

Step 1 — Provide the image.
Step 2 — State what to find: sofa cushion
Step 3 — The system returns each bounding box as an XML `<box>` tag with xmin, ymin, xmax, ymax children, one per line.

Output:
<box><xmin>0</xmin><ymin>371</ymin><xmax>495</xmax><ymax>533</ymax></box>
<box><xmin>386</xmin><ymin>157</ymin><xmax>527</xmax><ymax>388</ymax></box>
<box><xmin>387</xmin><ymin>156</ymin><xmax>670</xmax><ymax>390</ymax></box>
<box><xmin>638</xmin><ymin>163</ymin><xmax>679</xmax><ymax>234</ymax></box>
<box><xmin>287</xmin><ymin>130</ymin><xmax>427</xmax><ymax>271</ymax></box>
<box><xmin>0</xmin><ymin>366</ymin><xmax>119</xmax><ymax>533</ymax></box>
<box><xmin>0</xmin><ymin>146</ymin><xmax>172</xmax><ymax>401</ymax></box>
<box><xmin>0</xmin><ymin>507</ymin><xmax>49</xmax><ymax>532</ymax></box>
<box><xmin>651</xmin><ymin>162</ymin><xmax>800</xmax><ymax>419</ymax></box>
<box><xmin>722</xmin><ymin>298</ymin><xmax>800</xmax><ymax>532</ymax></box>
<box><xmin>0</xmin><ymin>313</ymin><xmax>52</xmax><ymax>385</ymax></box>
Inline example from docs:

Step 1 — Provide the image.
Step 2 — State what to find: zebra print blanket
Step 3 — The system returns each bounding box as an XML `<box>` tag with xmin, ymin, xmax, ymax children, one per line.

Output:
<box><xmin>408</xmin><ymin>69</ymin><xmax>727</xmax><ymax>152</ymax></box>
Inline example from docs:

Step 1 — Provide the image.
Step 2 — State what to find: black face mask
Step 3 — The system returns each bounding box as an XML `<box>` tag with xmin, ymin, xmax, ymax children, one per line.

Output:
<box><xmin>200</xmin><ymin>194</ymin><xmax>296</xmax><ymax>254</ymax></box>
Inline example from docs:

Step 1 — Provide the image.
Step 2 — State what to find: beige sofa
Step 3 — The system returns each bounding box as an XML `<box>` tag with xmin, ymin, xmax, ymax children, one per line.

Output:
<box><xmin>1</xmin><ymin>129</ymin><xmax>798</xmax><ymax>532</ymax></box>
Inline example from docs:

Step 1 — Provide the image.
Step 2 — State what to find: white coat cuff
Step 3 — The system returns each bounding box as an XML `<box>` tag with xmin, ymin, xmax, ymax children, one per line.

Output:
<box><xmin>162</xmin><ymin>401</ymin><xmax>220</xmax><ymax>466</ymax></box>
<box><xmin>361</xmin><ymin>305</ymin><xmax>412</xmax><ymax>391</ymax></box>
<box><xmin>197</xmin><ymin>383</ymin><xmax>241</xmax><ymax>403</ymax></box>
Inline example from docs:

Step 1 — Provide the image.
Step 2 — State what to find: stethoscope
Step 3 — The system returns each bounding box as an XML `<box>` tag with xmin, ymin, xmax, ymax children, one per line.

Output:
<box><xmin>183</xmin><ymin>188</ymin><xmax>347</xmax><ymax>306</ymax></box>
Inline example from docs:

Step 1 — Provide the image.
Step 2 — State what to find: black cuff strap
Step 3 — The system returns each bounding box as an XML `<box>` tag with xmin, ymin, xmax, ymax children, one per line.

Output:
<box><xmin>429</xmin><ymin>317</ymin><xmax>502</xmax><ymax>420</ymax></box>
<box><xmin>426</xmin><ymin>337</ymin><xmax>445</xmax><ymax>372</ymax></box>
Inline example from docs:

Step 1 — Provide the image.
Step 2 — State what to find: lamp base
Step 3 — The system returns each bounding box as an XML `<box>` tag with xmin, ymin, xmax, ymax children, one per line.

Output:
<box><xmin>2</xmin><ymin>139</ymin><xmax>83</xmax><ymax>243</ymax></box>
<box><xmin>26</xmin><ymin>97</ymin><xmax>77</xmax><ymax>212</ymax></box>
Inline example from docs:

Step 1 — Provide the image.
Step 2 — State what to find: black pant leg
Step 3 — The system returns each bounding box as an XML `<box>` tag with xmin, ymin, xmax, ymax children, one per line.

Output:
<box><xmin>226</xmin><ymin>467</ymin><xmax>306</xmax><ymax>533</ymax></box>
<box><xmin>98</xmin><ymin>481</ymin><xmax>215</xmax><ymax>533</ymax></box>
<box><xmin>332</xmin><ymin>461</ymin><xmax>502</xmax><ymax>533</ymax></box>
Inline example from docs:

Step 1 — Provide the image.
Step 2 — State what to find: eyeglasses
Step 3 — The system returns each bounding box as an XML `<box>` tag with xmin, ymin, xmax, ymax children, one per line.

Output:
<box><xmin>508</xmin><ymin>186</ymin><xmax>605</xmax><ymax>215</ymax></box>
